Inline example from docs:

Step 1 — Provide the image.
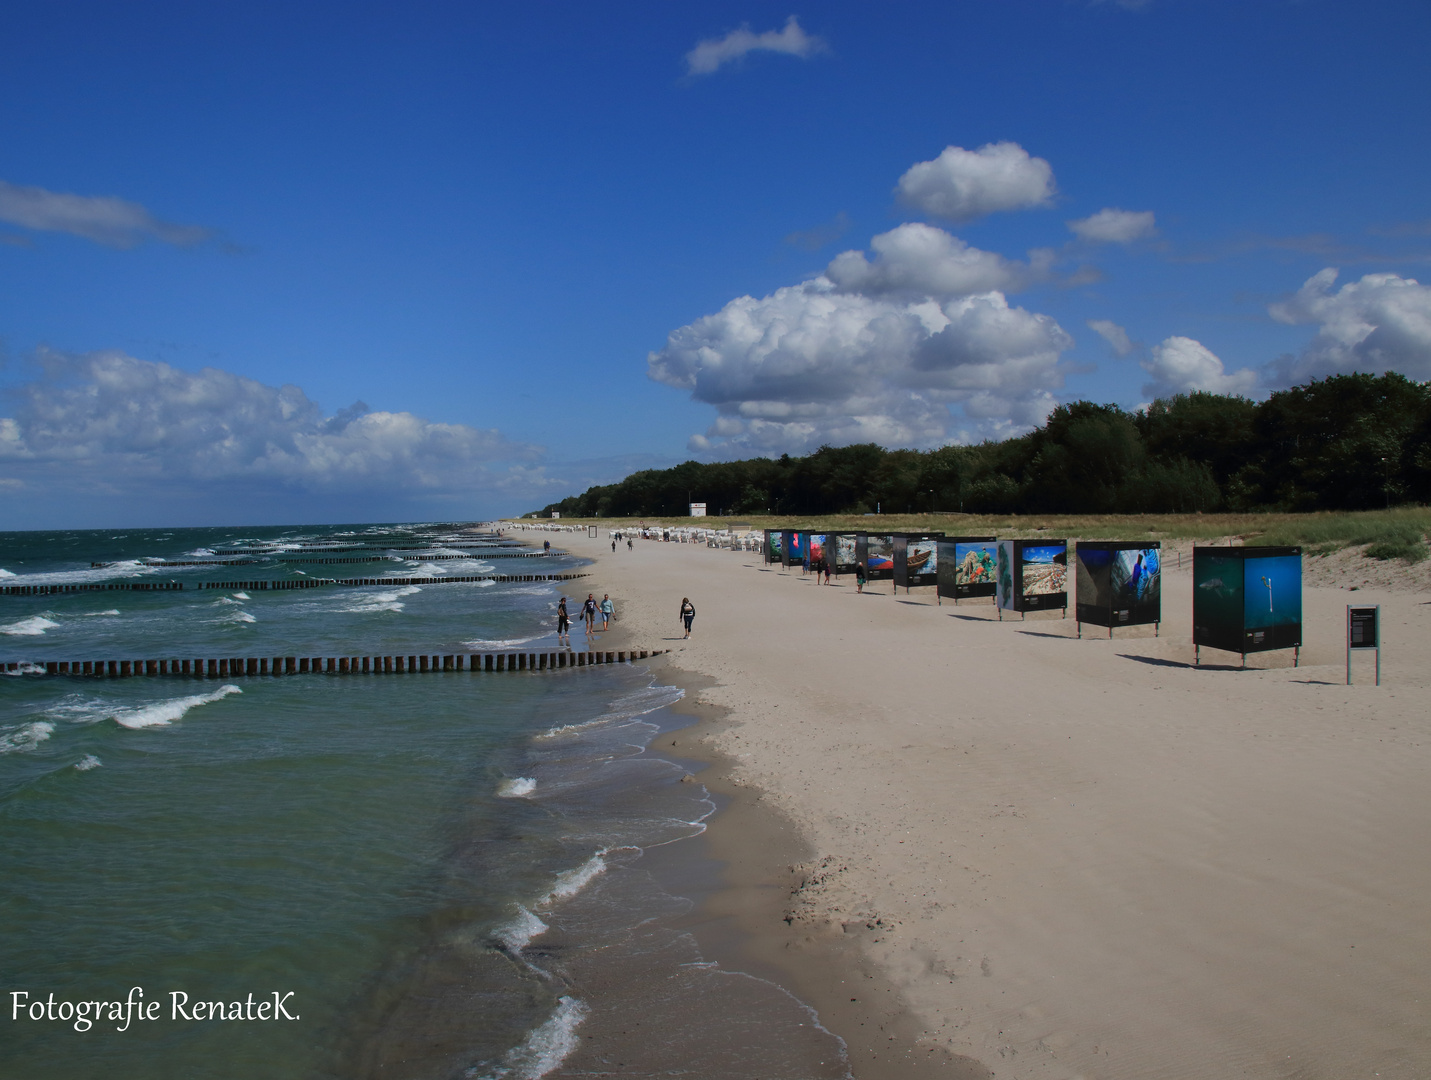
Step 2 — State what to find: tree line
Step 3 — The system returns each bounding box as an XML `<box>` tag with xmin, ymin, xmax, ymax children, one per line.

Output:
<box><xmin>534</xmin><ymin>373</ymin><xmax>1431</xmax><ymax>518</ymax></box>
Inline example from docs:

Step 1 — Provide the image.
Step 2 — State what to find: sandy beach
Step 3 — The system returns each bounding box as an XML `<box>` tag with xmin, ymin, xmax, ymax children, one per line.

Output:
<box><xmin>546</xmin><ymin>527</ymin><xmax>1431</xmax><ymax>1080</ymax></box>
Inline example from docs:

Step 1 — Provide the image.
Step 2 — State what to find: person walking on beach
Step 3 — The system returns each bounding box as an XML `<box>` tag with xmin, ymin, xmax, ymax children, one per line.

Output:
<box><xmin>612</xmin><ymin>539</ymin><xmax>616</xmax><ymax>553</ymax></box>
<box><xmin>599</xmin><ymin>594</ymin><xmax>614</xmax><ymax>630</ymax></box>
<box><xmin>822</xmin><ymin>556</ymin><xmax>831</xmax><ymax>585</ymax></box>
<box><xmin>556</xmin><ymin>596</ymin><xmax>570</xmax><ymax>645</ymax></box>
<box><xmin>627</xmin><ymin>538</ymin><xmax>633</xmax><ymax>551</ymax></box>
<box><xmin>582</xmin><ymin>593</ymin><xmax>598</xmax><ymax>638</ymax></box>
<box><xmin>543</xmin><ymin>539</ymin><xmax>550</xmax><ymax>554</ymax></box>
<box><xmin>679</xmin><ymin>597</ymin><xmax>695</xmax><ymax>638</ymax></box>
<box><xmin>855</xmin><ymin>561</ymin><xmax>866</xmax><ymax>594</ymax></box>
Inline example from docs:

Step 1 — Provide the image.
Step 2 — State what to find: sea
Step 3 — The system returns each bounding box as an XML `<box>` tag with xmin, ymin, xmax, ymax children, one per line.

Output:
<box><xmin>0</xmin><ymin>523</ymin><xmax>849</xmax><ymax>1079</ymax></box>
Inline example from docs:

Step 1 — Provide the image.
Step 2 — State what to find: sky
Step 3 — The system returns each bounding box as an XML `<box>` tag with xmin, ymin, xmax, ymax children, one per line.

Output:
<box><xmin>2</xmin><ymin>0</ymin><xmax>1429</xmax><ymax>528</ymax></box>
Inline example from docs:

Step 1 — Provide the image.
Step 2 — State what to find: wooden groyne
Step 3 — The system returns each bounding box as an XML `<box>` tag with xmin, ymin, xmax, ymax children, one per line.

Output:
<box><xmin>7</xmin><ymin>649</ymin><xmax>666</xmax><ymax>678</ymax></box>
<box><xmin>2</xmin><ymin>572</ymin><xmax>590</xmax><ymax>597</ymax></box>
<box><xmin>117</xmin><ymin>551</ymin><xmax>563</xmax><ymax>568</ymax></box>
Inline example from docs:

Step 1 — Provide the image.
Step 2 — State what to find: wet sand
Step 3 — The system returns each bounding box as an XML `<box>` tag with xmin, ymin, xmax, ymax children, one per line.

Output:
<box><xmin>552</xmin><ymin>528</ymin><xmax>1431</xmax><ymax>1080</ymax></box>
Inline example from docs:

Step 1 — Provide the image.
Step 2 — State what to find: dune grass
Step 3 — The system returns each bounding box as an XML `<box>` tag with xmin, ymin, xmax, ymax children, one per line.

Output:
<box><xmin>516</xmin><ymin>508</ymin><xmax>1431</xmax><ymax>562</ymax></box>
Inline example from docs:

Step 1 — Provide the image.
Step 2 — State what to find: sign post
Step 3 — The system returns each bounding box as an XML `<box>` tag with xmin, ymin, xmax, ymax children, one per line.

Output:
<box><xmin>1347</xmin><ymin>604</ymin><xmax>1380</xmax><ymax>685</ymax></box>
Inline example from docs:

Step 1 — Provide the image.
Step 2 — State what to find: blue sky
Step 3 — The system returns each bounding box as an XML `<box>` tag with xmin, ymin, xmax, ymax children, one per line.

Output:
<box><xmin>2</xmin><ymin>1</ymin><xmax>1428</xmax><ymax>527</ymax></box>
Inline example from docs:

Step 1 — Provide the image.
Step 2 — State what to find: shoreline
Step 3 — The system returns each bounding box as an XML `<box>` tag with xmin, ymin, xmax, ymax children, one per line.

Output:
<box><xmin>565</xmin><ymin>534</ymin><xmax>989</xmax><ymax>1078</ymax></box>
<box><xmin>542</xmin><ymin>524</ymin><xmax>1431</xmax><ymax>1080</ymax></box>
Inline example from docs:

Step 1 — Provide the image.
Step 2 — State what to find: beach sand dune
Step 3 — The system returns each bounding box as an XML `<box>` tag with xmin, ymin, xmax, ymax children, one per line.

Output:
<box><xmin>566</xmin><ymin>529</ymin><xmax>1431</xmax><ymax>1080</ymax></box>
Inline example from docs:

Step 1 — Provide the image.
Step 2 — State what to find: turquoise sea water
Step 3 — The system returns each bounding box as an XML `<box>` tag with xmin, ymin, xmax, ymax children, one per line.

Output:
<box><xmin>0</xmin><ymin>524</ymin><xmax>848</xmax><ymax>1079</ymax></box>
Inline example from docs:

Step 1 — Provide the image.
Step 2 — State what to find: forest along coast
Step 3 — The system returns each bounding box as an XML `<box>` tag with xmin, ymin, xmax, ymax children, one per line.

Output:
<box><xmin>558</xmin><ymin>523</ymin><xmax>1431</xmax><ymax>1080</ymax></box>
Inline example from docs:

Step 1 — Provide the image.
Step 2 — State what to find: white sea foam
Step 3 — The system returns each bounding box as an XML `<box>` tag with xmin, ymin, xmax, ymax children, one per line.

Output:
<box><xmin>110</xmin><ymin>685</ymin><xmax>242</xmax><ymax>729</ymax></box>
<box><xmin>232</xmin><ymin>591</ymin><xmax>250</xmax><ymax>600</ymax></box>
<box><xmin>0</xmin><ymin>721</ymin><xmax>54</xmax><ymax>754</ymax></box>
<box><xmin>464</xmin><ymin>635</ymin><xmax>547</xmax><ymax>651</ymax></box>
<box><xmin>186</xmin><ymin>548</ymin><xmax>216</xmax><ymax>556</ymax></box>
<box><xmin>224</xmin><ymin>610</ymin><xmax>257</xmax><ymax>624</ymax></box>
<box><xmin>493</xmin><ymin>906</ymin><xmax>549</xmax><ymax>952</ymax></box>
<box><xmin>545</xmin><ymin>852</ymin><xmax>609</xmax><ymax>902</ymax></box>
<box><xmin>0</xmin><ymin>568</ymin><xmax>16</xmax><ymax>578</ymax></box>
<box><xmin>496</xmin><ymin>777</ymin><xmax>537</xmax><ymax>798</ymax></box>
<box><xmin>537</xmin><ymin>683</ymin><xmax>685</xmax><ymax>740</ymax></box>
<box><xmin>74</xmin><ymin>755</ymin><xmax>102</xmax><ymax>771</ymax></box>
<box><xmin>469</xmin><ymin>996</ymin><xmax>589</xmax><ymax>1080</ymax></box>
<box><xmin>336</xmin><ymin>585</ymin><xmax>421</xmax><ymax>614</ymax></box>
<box><xmin>2</xmin><ymin>616</ymin><xmax>61</xmax><ymax>636</ymax></box>
<box><xmin>84</xmin><ymin>609</ymin><xmax>121</xmax><ymax>617</ymax></box>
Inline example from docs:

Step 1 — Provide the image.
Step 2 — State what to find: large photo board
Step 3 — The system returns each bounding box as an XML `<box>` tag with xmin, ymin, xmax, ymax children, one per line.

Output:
<box><xmin>998</xmin><ymin>539</ymin><xmax>1068</xmax><ymax>615</ymax></box>
<box><xmin>936</xmin><ymin>537</ymin><xmax>997</xmax><ymax>602</ymax></box>
<box><xmin>1075</xmin><ymin>542</ymin><xmax>1161</xmax><ymax>633</ymax></box>
<box><xmin>828</xmin><ymin>533</ymin><xmax>859</xmax><ymax>575</ymax></box>
<box><xmin>856</xmin><ymin>533</ymin><xmax>895</xmax><ymax>580</ymax></box>
<box><xmin>782</xmin><ymin>530</ymin><xmax>805</xmax><ymax>570</ymax></box>
<box><xmin>893</xmin><ymin>533</ymin><xmax>942</xmax><ymax>590</ymax></box>
<box><xmin>805</xmin><ymin>533</ymin><xmax>828</xmax><ymax>571</ymax></box>
<box><xmin>1193</xmin><ymin>546</ymin><xmax>1302</xmax><ymax>660</ymax></box>
<box><xmin>764</xmin><ymin>529</ymin><xmax>782</xmax><ymax>565</ymax></box>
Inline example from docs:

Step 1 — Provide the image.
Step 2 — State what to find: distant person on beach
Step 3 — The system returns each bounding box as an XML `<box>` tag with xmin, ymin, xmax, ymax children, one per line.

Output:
<box><xmin>855</xmin><ymin>561</ymin><xmax>866</xmax><ymax>594</ymax></box>
<box><xmin>822</xmin><ymin>557</ymin><xmax>831</xmax><ymax>585</ymax></box>
<box><xmin>582</xmin><ymin>593</ymin><xmax>597</xmax><ymax>637</ymax></box>
<box><xmin>627</xmin><ymin>538</ymin><xmax>633</xmax><ymax>551</ymax></box>
<box><xmin>543</xmin><ymin>539</ymin><xmax>550</xmax><ymax>553</ymax></box>
<box><xmin>600</xmin><ymin>594</ymin><xmax>614</xmax><ymax>629</ymax></box>
<box><xmin>679</xmin><ymin>597</ymin><xmax>695</xmax><ymax>638</ymax></box>
<box><xmin>611</xmin><ymin>539</ymin><xmax>616</xmax><ymax>552</ymax></box>
<box><xmin>556</xmin><ymin>597</ymin><xmax>570</xmax><ymax>644</ymax></box>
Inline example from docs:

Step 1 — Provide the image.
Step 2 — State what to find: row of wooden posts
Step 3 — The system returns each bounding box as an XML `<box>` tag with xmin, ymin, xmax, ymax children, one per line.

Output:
<box><xmin>2</xmin><ymin>572</ymin><xmax>590</xmax><ymax>597</ymax></box>
<box><xmin>121</xmin><ymin>550</ymin><xmax>561</xmax><ymax>568</ymax></box>
<box><xmin>9</xmin><ymin>650</ymin><xmax>665</xmax><ymax>678</ymax></box>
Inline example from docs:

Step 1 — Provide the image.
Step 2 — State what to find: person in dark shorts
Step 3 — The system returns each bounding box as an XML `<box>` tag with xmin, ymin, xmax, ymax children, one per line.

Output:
<box><xmin>556</xmin><ymin>597</ymin><xmax>570</xmax><ymax>644</ymax></box>
<box><xmin>679</xmin><ymin>597</ymin><xmax>695</xmax><ymax>638</ymax></box>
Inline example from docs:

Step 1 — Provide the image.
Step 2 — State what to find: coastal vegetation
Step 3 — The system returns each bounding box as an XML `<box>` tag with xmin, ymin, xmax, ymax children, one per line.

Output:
<box><xmin>536</xmin><ymin>373</ymin><xmax>1431</xmax><ymax>519</ymax></box>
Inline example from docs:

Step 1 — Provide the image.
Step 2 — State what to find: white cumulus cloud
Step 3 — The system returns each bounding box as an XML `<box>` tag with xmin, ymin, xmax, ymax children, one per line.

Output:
<box><xmin>895</xmin><ymin>142</ymin><xmax>1056</xmax><ymax>223</ymax></box>
<box><xmin>1087</xmin><ymin>319</ymin><xmax>1135</xmax><ymax>356</ymax></box>
<box><xmin>685</xmin><ymin>15</ymin><xmax>826</xmax><ymax>76</ymax></box>
<box><xmin>825</xmin><ymin>222</ymin><xmax>1046</xmax><ymax>298</ymax></box>
<box><xmin>1140</xmin><ymin>336</ymin><xmax>1257</xmax><ymax>399</ymax></box>
<box><xmin>648</xmin><ymin>276</ymin><xmax>1072</xmax><ymax>454</ymax></box>
<box><xmin>1267</xmin><ymin>268</ymin><xmax>1431</xmax><ymax>383</ymax></box>
<box><xmin>1067</xmin><ymin>208</ymin><xmax>1156</xmax><ymax>243</ymax></box>
<box><xmin>0</xmin><ymin>350</ymin><xmax>541</xmax><ymax>495</ymax></box>
<box><xmin>0</xmin><ymin>180</ymin><xmax>211</xmax><ymax>248</ymax></box>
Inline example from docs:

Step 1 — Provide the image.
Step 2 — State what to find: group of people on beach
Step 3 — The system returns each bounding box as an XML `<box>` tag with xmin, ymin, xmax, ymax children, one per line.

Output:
<box><xmin>556</xmin><ymin>592</ymin><xmax>614</xmax><ymax>645</ymax></box>
<box><xmin>805</xmin><ymin>556</ymin><xmax>833</xmax><ymax>585</ymax></box>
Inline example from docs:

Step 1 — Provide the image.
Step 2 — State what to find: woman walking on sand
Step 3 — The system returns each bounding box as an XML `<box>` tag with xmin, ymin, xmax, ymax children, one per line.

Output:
<box><xmin>599</xmin><ymin>594</ymin><xmax>614</xmax><ymax>630</ymax></box>
<box><xmin>556</xmin><ymin>596</ymin><xmax>570</xmax><ymax>645</ymax></box>
<box><xmin>679</xmin><ymin>597</ymin><xmax>695</xmax><ymax>638</ymax></box>
<box><xmin>855</xmin><ymin>561</ymin><xmax>866</xmax><ymax>594</ymax></box>
<box><xmin>582</xmin><ymin>593</ymin><xmax>598</xmax><ymax>638</ymax></box>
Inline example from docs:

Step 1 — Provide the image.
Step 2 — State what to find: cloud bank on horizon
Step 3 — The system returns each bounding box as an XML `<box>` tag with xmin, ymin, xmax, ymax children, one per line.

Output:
<box><xmin>0</xmin><ymin>350</ymin><xmax>563</xmax><ymax>513</ymax></box>
<box><xmin>650</xmin><ymin>140</ymin><xmax>1431</xmax><ymax>457</ymax></box>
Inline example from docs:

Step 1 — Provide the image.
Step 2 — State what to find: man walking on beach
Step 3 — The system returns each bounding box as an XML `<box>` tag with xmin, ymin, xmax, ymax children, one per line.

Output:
<box><xmin>679</xmin><ymin>597</ymin><xmax>695</xmax><ymax>639</ymax></box>
<box><xmin>556</xmin><ymin>597</ymin><xmax>570</xmax><ymax>645</ymax></box>
<box><xmin>599</xmin><ymin>594</ymin><xmax>614</xmax><ymax>630</ymax></box>
<box><xmin>582</xmin><ymin>593</ymin><xmax>598</xmax><ymax>639</ymax></box>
